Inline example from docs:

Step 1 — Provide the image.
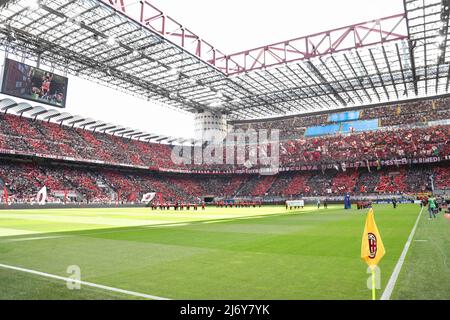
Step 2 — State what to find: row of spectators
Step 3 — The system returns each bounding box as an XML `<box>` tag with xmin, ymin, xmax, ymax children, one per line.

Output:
<box><xmin>0</xmin><ymin>162</ymin><xmax>197</xmax><ymax>204</ymax></box>
<box><xmin>232</xmin><ymin>97</ymin><xmax>450</xmax><ymax>140</ymax></box>
<box><xmin>0</xmin><ymin>113</ymin><xmax>448</xmax><ymax>172</ymax></box>
<box><xmin>279</xmin><ymin>125</ymin><xmax>450</xmax><ymax>166</ymax></box>
<box><xmin>230</xmin><ymin>165</ymin><xmax>443</xmax><ymax>197</ymax></box>
<box><xmin>0</xmin><ymin>161</ymin><xmax>447</xmax><ymax>203</ymax></box>
<box><xmin>0</xmin><ymin>113</ymin><xmax>178</xmax><ymax>169</ymax></box>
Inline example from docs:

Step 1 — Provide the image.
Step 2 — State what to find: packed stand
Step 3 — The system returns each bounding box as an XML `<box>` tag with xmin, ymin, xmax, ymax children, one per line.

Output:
<box><xmin>0</xmin><ymin>102</ymin><xmax>448</xmax><ymax>173</ymax></box>
<box><xmin>232</xmin><ymin>97</ymin><xmax>450</xmax><ymax>140</ymax></box>
<box><xmin>0</xmin><ymin>160</ymin><xmax>447</xmax><ymax>204</ymax></box>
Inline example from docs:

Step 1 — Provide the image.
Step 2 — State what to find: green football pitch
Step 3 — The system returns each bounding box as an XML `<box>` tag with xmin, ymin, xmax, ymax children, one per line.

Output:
<box><xmin>0</xmin><ymin>204</ymin><xmax>448</xmax><ymax>300</ymax></box>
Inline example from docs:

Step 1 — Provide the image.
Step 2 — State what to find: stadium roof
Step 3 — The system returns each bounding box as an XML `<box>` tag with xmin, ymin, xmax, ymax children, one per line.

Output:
<box><xmin>0</xmin><ymin>0</ymin><xmax>448</xmax><ymax>120</ymax></box>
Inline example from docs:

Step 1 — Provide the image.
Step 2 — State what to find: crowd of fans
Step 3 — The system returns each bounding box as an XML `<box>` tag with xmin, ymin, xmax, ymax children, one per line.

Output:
<box><xmin>233</xmin><ymin>114</ymin><xmax>323</xmax><ymax>140</ymax></box>
<box><xmin>361</xmin><ymin>98</ymin><xmax>450</xmax><ymax>126</ymax></box>
<box><xmin>0</xmin><ymin>96</ymin><xmax>449</xmax><ymax>205</ymax></box>
<box><xmin>0</xmin><ymin>161</ymin><xmax>447</xmax><ymax>204</ymax></box>
<box><xmin>0</xmin><ymin>112</ymin><xmax>448</xmax><ymax>172</ymax></box>
<box><xmin>0</xmin><ymin>113</ymin><xmax>179</xmax><ymax>170</ymax></box>
<box><xmin>232</xmin><ymin>97</ymin><xmax>450</xmax><ymax>140</ymax></box>
<box><xmin>0</xmin><ymin>162</ymin><xmax>196</xmax><ymax>204</ymax></box>
<box><xmin>279</xmin><ymin>125</ymin><xmax>449</xmax><ymax>167</ymax></box>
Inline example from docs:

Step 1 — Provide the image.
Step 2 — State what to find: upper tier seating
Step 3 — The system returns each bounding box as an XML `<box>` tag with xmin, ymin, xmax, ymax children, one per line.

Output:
<box><xmin>233</xmin><ymin>97</ymin><xmax>450</xmax><ymax>140</ymax></box>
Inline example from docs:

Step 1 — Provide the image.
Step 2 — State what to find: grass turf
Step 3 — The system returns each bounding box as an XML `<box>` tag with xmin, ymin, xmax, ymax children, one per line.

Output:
<box><xmin>391</xmin><ymin>207</ymin><xmax>450</xmax><ymax>300</ymax></box>
<box><xmin>0</xmin><ymin>204</ymin><xmax>447</xmax><ymax>299</ymax></box>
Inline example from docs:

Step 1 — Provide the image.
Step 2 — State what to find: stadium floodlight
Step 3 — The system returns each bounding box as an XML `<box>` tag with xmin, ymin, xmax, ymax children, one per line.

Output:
<box><xmin>168</xmin><ymin>68</ymin><xmax>179</xmax><ymax>75</ymax></box>
<box><xmin>25</xmin><ymin>0</ymin><xmax>39</xmax><ymax>10</ymax></box>
<box><xmin>209</xmin><ymin>101</ymin><xmax>224</xmax><ymax>108</ymax></box>
<box><xmin>106</xmin><ymin>36</ymin><xmax>116</xmax><ymax>46</ymax></box>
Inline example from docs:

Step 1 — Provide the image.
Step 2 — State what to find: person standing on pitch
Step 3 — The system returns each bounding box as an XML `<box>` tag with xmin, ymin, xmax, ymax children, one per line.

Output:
<box><xmin>323</xmin><ymin>199</ymin><xmax>328</xmax><ymax>209</ymax></box>
<box><xmin>392</xmin><ymin>198</ymin><xmax>397</xmax><ymax>209</ymax></box>
<box><xmin>428</xmin><ymin>195</ymin><xmax>437</xmax><ymax>220</ymax></box>
<box><xmin>317</xmin><ymin>199</ymin><xmax>321</xmax><ymax>209</ymax></box>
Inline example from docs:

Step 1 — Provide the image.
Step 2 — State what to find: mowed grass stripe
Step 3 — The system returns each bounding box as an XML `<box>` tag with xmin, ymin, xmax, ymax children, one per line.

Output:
<box><xmin>0</xmin><ymin>263</ymin><xmax>168</xmax><ymax>300</ymax></box>
<box><xmin>0</xmin><ymin>208</ymin><xmax>301</xmax><ymax>242</ymax></box>
<box><xmin>0</xmin><ymin>268</ymin><xmax>137</xmax><ymax>300</ymax></box>
<box><xmin>391</xmin><ymin>209</ymin><xmax>450</xmax><ymax>300</ymax></box>
<box><xmin>0</xmin><ymin>206</ymin><xmax>295</xmax><ymax>239</ymax></box>
<box><xmin>381</xmin><ymin>206</ymin><xmax>423</xmax><ymax>300</ymax></box>
<box><xmin>0</xmin><ymin>204</ymin><xmax>420</xmax><ymax>299</ymax></box>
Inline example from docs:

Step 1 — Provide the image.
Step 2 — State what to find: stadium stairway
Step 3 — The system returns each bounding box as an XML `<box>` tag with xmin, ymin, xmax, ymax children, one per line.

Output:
<box><xmin>234</xmin><ymin>175</ymin><xmax>260</xmax><ymax>196</ymax></box>
<box><xmin>251</xmin><ymin>175</ymin><xmax>277</xmax><ymax>197</ymax></box>
<box><xmin>267</xmin><ymin>173</ymin><xmax>294</xmax><ymax>196</ymax></box>
<box><xmin>167</xmin><ymin>176</ymin><xmax>205</xmax><ymax>198</ymax></box>
<box><xmin>306</xmin><ymin>172</ymin><xmax>336</xmax><ymax>196</ymax></box>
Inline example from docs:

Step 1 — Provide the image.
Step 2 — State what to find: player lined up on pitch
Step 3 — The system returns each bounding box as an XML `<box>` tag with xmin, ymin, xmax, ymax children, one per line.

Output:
<box><xmin>149</xmin><ymin>201</ymin><xmax>206</xmax><ymax>211</ymax></box>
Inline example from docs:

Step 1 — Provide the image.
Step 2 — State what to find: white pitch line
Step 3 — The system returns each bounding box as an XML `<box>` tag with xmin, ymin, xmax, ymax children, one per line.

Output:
<box><xmin>2</xmin><ymin>235</ymin><xmax>68</xmax><ymax>243</ymax></box>
<box><xmin>0</xmin><ymin>263</ymin><xmax>170</xmax><ymax>300</ymax></box>
<box><xmin>381</xmin><ymin>206</ymin><xmax>424</xmax><ymax>300</ymax></box>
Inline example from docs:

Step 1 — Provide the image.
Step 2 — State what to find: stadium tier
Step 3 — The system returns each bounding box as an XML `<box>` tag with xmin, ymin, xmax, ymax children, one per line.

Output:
<box><xmin>1</xmin><ymin>160</ymin><xmax>448</xmax><ymax>204</ymax></box>
<box><xmin>232</xmin><ymin>97</ymin><xmax>450</xmax><ymax>140</ymax></box>
<box><xmin>1</xmin><ymin>94</ymin><xmax>449</xmax><ymax>204</ymax></box>
<box><xmin>0</xmin><ymin>97</ymin><xmax>449</xmax><ymax>173</ymax></box>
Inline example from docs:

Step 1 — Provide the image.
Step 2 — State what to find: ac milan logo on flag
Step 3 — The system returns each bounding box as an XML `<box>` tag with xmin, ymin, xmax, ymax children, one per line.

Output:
<box><xmin>368</xmin><ymin>233</ymin><xmax>377</xmax><ymax>259</ymax></box>
<box><xmin>38</xmin><ymin>193</ymin><xmax>44</xmax><ymax>202</ymax></box>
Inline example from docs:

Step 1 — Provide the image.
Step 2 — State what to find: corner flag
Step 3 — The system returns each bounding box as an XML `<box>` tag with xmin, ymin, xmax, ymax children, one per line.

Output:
<box><xmin>361</xmin><ymin>208</ymin><xmax>385</xmax><ymax>299</ymax></box>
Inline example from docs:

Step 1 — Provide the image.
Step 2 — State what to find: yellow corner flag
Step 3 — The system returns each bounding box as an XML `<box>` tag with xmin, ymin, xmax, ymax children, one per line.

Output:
<box><xmin>361</xmin><ymin>208</ymin><xmax>385</xmax><ymax>300</ymax></box>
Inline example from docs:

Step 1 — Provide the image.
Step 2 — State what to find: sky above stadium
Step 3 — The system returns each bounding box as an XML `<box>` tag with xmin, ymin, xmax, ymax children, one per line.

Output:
<box><xmin>6</xmin><ymin>0</ymin><xmax>405</xmax><ymax>139</ymax></box>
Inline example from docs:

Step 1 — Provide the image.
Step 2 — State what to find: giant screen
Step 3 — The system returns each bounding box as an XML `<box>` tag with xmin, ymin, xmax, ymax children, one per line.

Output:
<box><xmin>1</xmin><ymin>58</ymin><xmax>68</xmax><ymax>108</ymax></box>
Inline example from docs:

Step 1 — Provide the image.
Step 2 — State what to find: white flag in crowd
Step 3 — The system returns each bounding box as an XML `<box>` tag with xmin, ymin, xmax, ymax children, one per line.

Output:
<box><xmin>141</xmin><ymin>192</ymin><xmax>156</xmax><ymax>203</ymax></box>
<box><xmin>36</xmin><ymin>186</ymin><xmax>47</xmax><ymax>205</ymax></box>
<box><xmin>366</xmin><ymin>159</ymin><xmax>371</xmax><ymax>173</ymax></box>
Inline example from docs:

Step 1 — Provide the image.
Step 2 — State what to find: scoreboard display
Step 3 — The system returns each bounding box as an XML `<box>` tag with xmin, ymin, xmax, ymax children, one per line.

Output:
<box><xmin>1</xmin><ymin>58</ymin><xmax>68</xmax><ymax>108</ymax></box>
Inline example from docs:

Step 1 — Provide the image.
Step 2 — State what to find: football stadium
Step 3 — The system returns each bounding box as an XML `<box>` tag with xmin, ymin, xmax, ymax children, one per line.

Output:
<box><xmin>0</xmin><ymin>0</ymin><xmax>449</xmax><ymax>304</ymax></box>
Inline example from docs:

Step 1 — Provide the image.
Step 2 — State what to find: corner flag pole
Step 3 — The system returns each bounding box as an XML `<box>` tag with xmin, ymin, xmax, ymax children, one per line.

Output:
<box><xmin>361</xmin><ymin>208</ymin><xmax>385</xmax><ymax>301</ymax></box>
<box><xmin>371</xmin><ymin>268</ymin><xmax>376</xmax><ymax>300</ymax></box>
